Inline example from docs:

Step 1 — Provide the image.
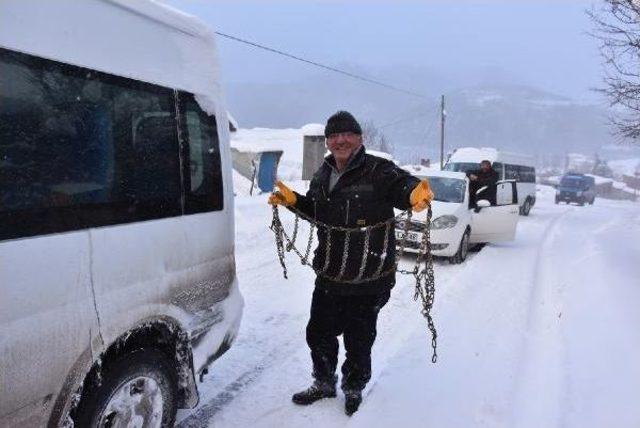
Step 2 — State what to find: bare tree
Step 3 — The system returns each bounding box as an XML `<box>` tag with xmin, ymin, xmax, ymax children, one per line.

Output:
<box><xmin>588</xmin><ymin>0</ymin><xmax>640</xmax><ymax>140</ymax></box>
<box><xmin>361</xmin><ymin>120</ymin><xmax>394</xmax><ymax>155</ymax></box>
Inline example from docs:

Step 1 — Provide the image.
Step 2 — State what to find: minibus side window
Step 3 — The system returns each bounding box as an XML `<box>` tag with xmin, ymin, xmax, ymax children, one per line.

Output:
<box><xmin>505</xmin><ymin>163</ymin><xmax>519</xmax><ymax>181</ymax></box>
<box><xmin>522</xmin><ymin>166</ymin><xmax>536</xmax><ymax>183</ymax></box>
<box><xmin>178</xmin><ymin>93</ymin><xmax>223</xmax><ymax>214</ymax></box>
<box><xmin>0</xmin><ymin>48</ymin><xmax>181</xmax><ymax>241</ymax></box>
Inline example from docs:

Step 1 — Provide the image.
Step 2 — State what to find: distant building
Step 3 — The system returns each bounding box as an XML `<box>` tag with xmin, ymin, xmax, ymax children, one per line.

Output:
<box><xmin>565</xmin><ymin>153</ymin><xmax>595</xmax><ymax>174</ymax></box>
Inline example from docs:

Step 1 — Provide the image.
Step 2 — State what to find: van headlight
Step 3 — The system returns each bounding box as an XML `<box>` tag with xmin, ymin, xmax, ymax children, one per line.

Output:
<box><xmin>576</xmin><ymin>191</ymin><xmax>583</xmax><ymax>196</ymax></box>
<box><xmin>432</xmin><ymin>215</ymin><xmax>458</xmax><ymax>229</ymax></box>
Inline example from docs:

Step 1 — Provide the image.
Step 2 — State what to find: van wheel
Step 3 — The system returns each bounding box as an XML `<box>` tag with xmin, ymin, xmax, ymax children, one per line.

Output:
<box><xmin>521</xmin><ymin>199</ymin><xmax>532</xmax><ymax>216</ymax></box>
<box><xmin>74</xmin><ymin>349</ymin><xmax>178</xmax><ymax>428</ymax></box>
<box><xmin>589</xmin><ymin>198</ymin><xmax>595</xmax><ymax>205</ymax></box>
<box><xmin>449</xmin><ymin>230</ymin><xmax>470</xmax><ymax>264</ymax></box>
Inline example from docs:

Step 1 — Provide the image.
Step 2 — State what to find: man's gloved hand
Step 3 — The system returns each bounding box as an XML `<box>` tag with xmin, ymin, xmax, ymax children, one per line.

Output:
<box><xmin>268</xmin><ymin>180</ymin><xmax>297</xmax><ymax>207</ymax></box>
<box><xmin>409</xmin><ymin>179</ymin><xmax>434</xmax><ymax>212</ymax></box>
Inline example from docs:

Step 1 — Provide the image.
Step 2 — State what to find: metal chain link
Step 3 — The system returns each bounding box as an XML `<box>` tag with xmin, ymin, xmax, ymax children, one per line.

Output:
<box><xmin>355</xmin><ymin>228</ymin><xmax>370</xmax><ymax>282</ymax></box>
<box><xmin>270</xmin><ymin>204</ymin><xmax>438</xmax><ymax>362</ymax></box>
<box><xmin>336</xmin><ymin>230</ymin><xmax>351</xmax><ymax>280</ymax></box>
<box><xmin>269</xmin><ymin>206</ymin><xmax>288</xmax><ymax>279</ymax></box>
<box><xmin>286</xmin><ymin>214</ymin><xmax>299</xmax><ymax>252</ymax></box>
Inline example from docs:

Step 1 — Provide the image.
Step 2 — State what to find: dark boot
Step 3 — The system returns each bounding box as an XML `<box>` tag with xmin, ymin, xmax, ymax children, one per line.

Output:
<box><xmin>292</xmin><ymin>380</ymin><xmax>337</xmax><ymax>405</ymax></box>
<box><xmin>344</xmin><ymin>390</ymin><xmax>362</xmax><ymax>416</ymax></box>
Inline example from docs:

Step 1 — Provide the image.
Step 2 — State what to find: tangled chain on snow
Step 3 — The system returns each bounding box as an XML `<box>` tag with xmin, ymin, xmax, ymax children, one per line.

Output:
<box><xmin>270</xmin><ymin>205</ymin><xmax>438</xmax><ymax>363</ymax></box>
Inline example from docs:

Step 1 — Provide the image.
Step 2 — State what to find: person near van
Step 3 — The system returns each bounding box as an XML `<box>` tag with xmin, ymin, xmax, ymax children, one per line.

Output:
<box><xmin>467</xmin><ymin>159</ymin><xmax>499</xmax><ymax>207</ymax></box>
<box><xmin>268</xmin><ymin>111</ymin><xmax>433</xmax><ymax>416</ymax></box>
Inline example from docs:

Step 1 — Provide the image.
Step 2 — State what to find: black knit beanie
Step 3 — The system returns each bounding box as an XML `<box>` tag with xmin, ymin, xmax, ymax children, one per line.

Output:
<box><xmin>324</xmin><ymin>111</ymin><xmax>362</xmax><ymax>137</ymax></box>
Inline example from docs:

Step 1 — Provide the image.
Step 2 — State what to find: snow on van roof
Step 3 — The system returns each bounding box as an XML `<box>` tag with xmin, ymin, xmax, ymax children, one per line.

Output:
<box><xmin>0</xmin><ymin>0</ymin><xmax>223</xmax><ymax>115</ymax></box>
<box><xmin>401</xmin><ymin>166</ymin><xmax>466</xmax><ymax>180</ymax></box>
<box><xmin>448</xmin><ymin>147</ymin><xmax>499</xmax><ymax>162</ymax></box>
<box><xmin>110</xmin><ymin>0</ymin><xmax>211</xmax><ymax>37</ymax></box>
<box><xmin>448</xmin><ymin>147</ymin><xmax>534</xmax><ymax>166</ymax></box>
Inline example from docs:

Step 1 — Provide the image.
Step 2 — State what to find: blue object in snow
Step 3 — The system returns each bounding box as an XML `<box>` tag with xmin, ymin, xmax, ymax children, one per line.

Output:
<box><xmin>256</xmin><ymin>151</ymin><xmax>283</xmax><ymax>193</ymax></box>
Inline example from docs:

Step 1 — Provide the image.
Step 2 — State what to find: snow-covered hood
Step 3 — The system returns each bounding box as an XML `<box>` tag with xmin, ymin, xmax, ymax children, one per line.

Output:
<box><xmin>409</xmin><ymin>200</ymin><xmax>462</xmax><ymax>222</ymax></box>
<box><xmin>430</xmin><ymin>200</ymin><xmax>463</xmax><ymax>217</ymax></box>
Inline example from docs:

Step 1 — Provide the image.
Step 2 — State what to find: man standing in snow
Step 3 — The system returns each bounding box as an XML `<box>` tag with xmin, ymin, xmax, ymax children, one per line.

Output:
<box><xmin>467</xmin><ymin>159</ymin><xmax>499</xmax><ymax>207</ymax></box>
<box><xmin>269</xmin><ymin>111</ymin><xmax>433</xmax><ymax>416</ymax></box>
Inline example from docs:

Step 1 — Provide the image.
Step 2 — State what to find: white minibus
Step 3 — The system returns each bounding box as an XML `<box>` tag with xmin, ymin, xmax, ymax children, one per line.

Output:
<box><xmin>0</xmin><ymin>1</ymin><xmax>243</xmax><ymax>426</ymax></box>
<box><xmin>444</xmin><ymin>147</ymin><xmax>537</xmax><ymax>215</ymax></box>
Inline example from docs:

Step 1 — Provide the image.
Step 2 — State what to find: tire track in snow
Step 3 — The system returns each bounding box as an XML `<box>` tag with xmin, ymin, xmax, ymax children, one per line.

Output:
<box><xmin>511</xmin><ymin>208</ymin><xmax>571</xmax><ymax>428</ymax></box>
<box><xmin>177</xmin><ymin>231</ymin><xmax>312</xmax><ymax>426</ymax></box>
<box><xmin>177</xmin><ymin>336</ymin><xmax>301</xmax><ymax>427</ymax></box>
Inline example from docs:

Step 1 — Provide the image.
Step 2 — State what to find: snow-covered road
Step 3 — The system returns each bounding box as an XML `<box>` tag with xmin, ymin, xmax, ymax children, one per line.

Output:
<box><xmin>177</xmin><ymin>186</ymin><xmax>640</xmax><ymax>428</ymax></box>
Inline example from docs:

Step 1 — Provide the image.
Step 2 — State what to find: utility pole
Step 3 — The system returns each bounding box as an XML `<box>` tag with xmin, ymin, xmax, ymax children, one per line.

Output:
<box><xmin>440</xmin><ymin>95</ymin><xmax>446</xmax><ymax>169</ymax></box>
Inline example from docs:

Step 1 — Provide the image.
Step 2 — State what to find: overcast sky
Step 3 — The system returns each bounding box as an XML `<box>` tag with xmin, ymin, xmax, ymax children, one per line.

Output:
<box><xmin>165</xmin><ymin>0</ymin><xmax>603</xmax><ymax>103</ymax></box>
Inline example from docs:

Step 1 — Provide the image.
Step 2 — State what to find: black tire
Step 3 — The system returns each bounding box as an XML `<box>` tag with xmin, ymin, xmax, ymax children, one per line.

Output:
<box><xmin>469</xmin><ymin>242</ymin><xmax>485</xmax><ymax>253</ymax></box>
<box><xmin>521</xmin><ymin>198</ymin><xmax>532</xmax><ymax>216</ymax></box>
<box><xmin>74</xmin><ymin>349</ymin><xmax>178</xmax><ymax>428</ymax></box>
<box><xmin>589</xmin><ymin>197</ymin><xmax>595</xmax><ymax>205</ymax></box>
<box><xmin>578</xmin><ymin>198</ymin><xmax>585</xmax><ymax>206</ymax></box>
<box><xmin>554</xmin><ymin>197</ymin><xmax>559</xmax><ymax>205</ymax></box>
<box><xmin>449</xmin><ymin>230</ymin><xmax>470</xmax><ymax>264</ymax></box>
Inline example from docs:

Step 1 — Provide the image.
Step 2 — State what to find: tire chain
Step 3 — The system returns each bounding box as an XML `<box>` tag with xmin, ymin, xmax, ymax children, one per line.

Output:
<box><xmin>270</xmin><ymin>205</ymin><xmax>438</xmax><ymax>363</ymax></box>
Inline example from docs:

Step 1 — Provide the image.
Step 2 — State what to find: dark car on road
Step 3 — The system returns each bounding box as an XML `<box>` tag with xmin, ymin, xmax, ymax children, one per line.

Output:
<box><xmin>555</xmin><ymin>173</ymin><xmax>596</xmax><ymax>205</ymax></box>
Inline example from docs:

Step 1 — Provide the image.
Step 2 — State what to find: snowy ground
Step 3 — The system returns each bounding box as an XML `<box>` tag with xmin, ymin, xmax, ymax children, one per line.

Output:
<box><xmin>176</xmin><ymin>186</ymin><xmax>640</xmax><ymax>428</ymax></box>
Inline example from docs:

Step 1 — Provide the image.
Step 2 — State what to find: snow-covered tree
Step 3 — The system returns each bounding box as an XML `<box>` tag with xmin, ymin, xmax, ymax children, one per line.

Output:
<box><xmin>588</xmin><ymin>0</ymin><xmax>640</xmax><ymax>141</ymax></box>
<box><xmin>362</xmin><ymin>120</ymin><xmax>394</xmax><ymax>155</ymax></box>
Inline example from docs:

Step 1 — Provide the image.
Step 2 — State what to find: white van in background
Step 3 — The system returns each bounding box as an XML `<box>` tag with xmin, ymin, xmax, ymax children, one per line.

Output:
<box><xmin>0</xmin><ymin>1</ymin><xmax>242</xmax><ymax>426</ymax></box>
<box><xmin>443</xmin><ymin>147</ymin><xmax>537</xmax><ymax>216</ymax></box>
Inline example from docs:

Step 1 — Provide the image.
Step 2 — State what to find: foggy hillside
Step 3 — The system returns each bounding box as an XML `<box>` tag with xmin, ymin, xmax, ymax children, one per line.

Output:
<box><xmin>223</xmin><ymin>68</ymin><xmax>614</xmax><ymax>163</ymax></box>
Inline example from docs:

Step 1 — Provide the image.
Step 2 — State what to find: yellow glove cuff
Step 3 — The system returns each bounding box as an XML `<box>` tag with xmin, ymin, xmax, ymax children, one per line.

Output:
<box><xmin>410</xmin><ymin>179</ymin><xmax>434</xmax><ymax>212</ymax></box>
<box><xmin>268</xmin><ymin>180</ymin><xmax>297</xmax><ymax>206</ymax></box>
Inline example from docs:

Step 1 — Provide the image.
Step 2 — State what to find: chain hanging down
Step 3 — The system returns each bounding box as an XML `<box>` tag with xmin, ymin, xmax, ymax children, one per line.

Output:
<box><xmin>270</xmin><ymin>204</ymin><xmax>438</xmax><ymax>363</ymax></box>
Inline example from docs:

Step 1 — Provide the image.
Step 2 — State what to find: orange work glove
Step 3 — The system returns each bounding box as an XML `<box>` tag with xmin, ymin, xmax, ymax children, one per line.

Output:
<box><xmin>409</xmin><ymin>179</ymin><xmax>434</xmax><ymax>212</ymax></box>
<box><xmin>268</xmin><ymin>180</ymin><xmax>297</xmax><ymax>207</ymax></box>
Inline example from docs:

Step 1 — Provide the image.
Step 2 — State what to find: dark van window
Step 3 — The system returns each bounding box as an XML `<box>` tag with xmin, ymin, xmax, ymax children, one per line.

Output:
<box><xmin>505</xmin><ymin>164</ymin><xmax>519</xmax><ymax>180</ymax></box>
<box><xmin>0</xmin><ymin>48</ymin><xmax>181</xmax><ymax>241</ymax></box>
<box><xmin>521</xmin><ymin>166</ymin><xmax>536</xmax><ymax>183</ymax></box>
<box><xmin>504</xmin><ymin>164</ymin><xmax>535</xmax><ymax>183</ymax></box>
<box><xmin>178</xmin><ymin>93</ymin><xmax>223</xmax><ymax>214</ymax></box>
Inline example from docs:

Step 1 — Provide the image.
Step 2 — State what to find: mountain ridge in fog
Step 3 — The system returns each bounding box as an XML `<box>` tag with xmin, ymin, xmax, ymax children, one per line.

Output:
<box><xmin>223</xmin><ymin>67</ymin><xmax>612</xmax><ymax>163</ymax></box>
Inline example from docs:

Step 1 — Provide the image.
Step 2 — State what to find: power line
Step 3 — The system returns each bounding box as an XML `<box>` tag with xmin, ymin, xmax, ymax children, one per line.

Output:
<box><xmin>379</xmin><ymin>106</ymin><xmax>438</xmax><ymax>129</ymax></box>
<box><xmin>214</xmin><ymin>31</ymin><xmax>427</xmax><ymax>99</ymax></box>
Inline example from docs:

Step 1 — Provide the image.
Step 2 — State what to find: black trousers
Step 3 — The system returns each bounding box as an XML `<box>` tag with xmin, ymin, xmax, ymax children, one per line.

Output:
<box><xmin>306</xmin><ymin>287</ymin><xmax>391</xmax><ymax>392</ymax></box>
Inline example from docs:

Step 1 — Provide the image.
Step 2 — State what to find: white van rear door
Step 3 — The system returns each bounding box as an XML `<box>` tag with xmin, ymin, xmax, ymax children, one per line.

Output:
<box><xmin>470</xmin><ymin>181</ymin><xmax>519</xmax><ymax>243</ymax></box>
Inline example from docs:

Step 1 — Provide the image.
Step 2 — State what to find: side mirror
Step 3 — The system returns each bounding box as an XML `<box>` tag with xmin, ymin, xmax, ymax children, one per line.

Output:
<box><xmin>474</xmin><ymin>199</ymin><xmax>491</xmax><ymax>213</ymax></box>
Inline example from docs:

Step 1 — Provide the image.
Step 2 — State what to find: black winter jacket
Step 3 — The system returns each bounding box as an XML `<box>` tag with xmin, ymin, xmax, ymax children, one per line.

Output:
<box><xmin>293</xmin><ymin>147</ymin><xmax>420</xmax><ymax>295</ymax></box>
<box><xmin>467</xmin><ymin>168</ymin><xmax>499</xmax><ymax>206</ymax></box>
